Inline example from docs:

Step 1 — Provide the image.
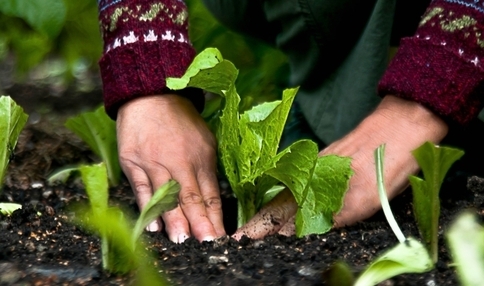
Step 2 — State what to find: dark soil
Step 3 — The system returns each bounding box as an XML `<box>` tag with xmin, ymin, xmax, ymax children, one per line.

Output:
<box><xmin>1</xmin><ymin>75</ymin><xmax>484</xmax><ymax>286</ymax></box>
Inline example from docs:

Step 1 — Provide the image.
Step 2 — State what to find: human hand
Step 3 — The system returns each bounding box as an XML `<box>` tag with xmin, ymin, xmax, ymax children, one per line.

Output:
<box><xmin>116</xmin><ymin>94</ymin><xmax>225</xmax><ymax>243</ymax></box>
<box><xmin>233</xmin><ymin>95</ymin><xmax>449</xmax><ymax>239</ymax></box>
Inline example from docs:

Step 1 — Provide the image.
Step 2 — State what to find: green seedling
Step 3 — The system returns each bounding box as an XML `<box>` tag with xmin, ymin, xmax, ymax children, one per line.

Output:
<box><xmin>446</xmin><ymin>211</ymin><xmax>484</xmax><ymax>286</ymax></box>
<box><xmin>65</xmin><ymin>106</ymin><xmax>121</xmax><ymax>186</ymax></box>
<box><xmin>325</xmin><ymin>145</ymin><xmax>434</xmax><ymax>286</ymax></box>
<box><xmin>72</xmin><ymin>163</ymin><xmax>179</xmax><ymax>283</ymax></box>
<box><xmin>0</xmin><ymin>202</ymin><xmax>22</xmax><ymax>216</ymax></box>
<box><xmin>409</xmin><ymin>142</ymin><xmax>464</xmax><ymax>263</ymax></box>
<box><xmin>0</xmin><ymin>96</ymin><xmax>28</xmax><ymax>191</ymax></box>
<box><xmin>355</xmin><ymin>144</ymin><xmax>433</xmax><ymax>285</ymax></box>
<box><xmin>167</xmin><ymin>48</ymin><xmax>353</xmax><ymax>236</ymax></box>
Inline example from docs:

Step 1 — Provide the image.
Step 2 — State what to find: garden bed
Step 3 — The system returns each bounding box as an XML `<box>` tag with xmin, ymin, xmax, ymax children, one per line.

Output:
<box><xmin>1</xmin><ymin>83</ymin><xmax>484</xmax><ymax>286</ymax></box>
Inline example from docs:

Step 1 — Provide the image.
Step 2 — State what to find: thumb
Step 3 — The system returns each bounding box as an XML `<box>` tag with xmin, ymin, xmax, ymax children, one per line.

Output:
<box><xmin>232</xmin><ymin>189</ymin><xmax>297</xmax><ymax>240</ymax></box>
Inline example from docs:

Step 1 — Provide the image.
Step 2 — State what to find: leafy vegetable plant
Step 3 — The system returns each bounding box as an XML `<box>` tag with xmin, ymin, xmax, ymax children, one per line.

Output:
<box><xmin>65</xmin><ymin>106</ymin><xmax>121</xmax><ymax>186</ymax></box>
<box><xmin>446</xmin><ymin>211</ymin><xmax>484</xmax><ymax>286</ymax></box>
<box><xmin>325</xmin><ymin>144</ymin><xmax>434</xmax><ymax>286</ymax></box>
<box><xmin>409</xmin><ymin>142</ymin><xmax>464</xmax><ymax>263</ymax></box>
<box><xmin>0</xmin><ymin>95</ymin><xmax>28</xmax><ymax>190</ymax></box>
<box><xmin>166</xmin><ymin>48</ymin><xmax>353</xmax><ymax>236</ymax></box>
<box><xmin>72</xmin><ymin>162</ymin><xmax>179</xmax><ymax>283</ymax></box>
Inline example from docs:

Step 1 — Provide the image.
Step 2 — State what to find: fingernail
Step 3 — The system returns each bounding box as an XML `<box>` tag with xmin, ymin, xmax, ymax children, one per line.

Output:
<box><xmin>177</xmin><ymin>234</ymin><xmax>189</xmax><ymax>243</ymax></box>
<box><xmin>202</xmin><ymin>236</ymin><xmax>215</xmax><ymax>242</ymax></box>
<box><xmin>146</xmin><ymin>221</ymin><xmax>160</xmax><ymax>232</ymax></box>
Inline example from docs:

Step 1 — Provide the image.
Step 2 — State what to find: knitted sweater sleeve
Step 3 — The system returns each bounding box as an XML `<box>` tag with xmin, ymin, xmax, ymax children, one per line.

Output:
<box><xmin>378</xmin><ymin>0</ymin><xmax>484</xmax><ymax>125</ymax></box>
<box><xmin>97</xmin><ymin>0</ymin><xmax>201</xmax><ymax>119</ymax></box>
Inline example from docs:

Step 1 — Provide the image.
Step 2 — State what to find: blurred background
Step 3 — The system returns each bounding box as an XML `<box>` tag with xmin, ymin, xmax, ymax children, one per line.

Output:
<box><xmin>0</xmin><ymin>0</ymin><xmax>289</xmax><ymax>118</ymax></box>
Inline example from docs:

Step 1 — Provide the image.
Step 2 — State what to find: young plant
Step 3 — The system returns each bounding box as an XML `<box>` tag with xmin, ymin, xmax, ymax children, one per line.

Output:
<box><xmin>65</xmin><ymin>106</ymin><xmax>121</xmax><ymax>186</ymax></box>
<box><xmin>446</xmin><ymin>211</ymin><xmax>484</xmax><ymax>286</ymax></box>
<box><xmin>356</xmin><ymin>144</ymin><xmax>433</xmax><ymax>285</ymax></box>
<box><xmin>166</xmin><ymin>48</ymin><xmax>353</xmax><ymax>236</ymax></box>
<box><xmin>325</xmin><ymin>144</ymin><xmax>434</xmax><ymax>286</ymax></box>
<box><xmin>409</xmin><ymin>142</ymin><xmax>464</xmax><ymax>263</ymax></box>
<box><xmin>72</xmin><ymin>162</ymin><xmax>179</xmax><ymax>282</ymax></box>
<box><xmin>0</xmin><ymin>95</ymin><xmax>28</xmax><ymax>190</ymax></box>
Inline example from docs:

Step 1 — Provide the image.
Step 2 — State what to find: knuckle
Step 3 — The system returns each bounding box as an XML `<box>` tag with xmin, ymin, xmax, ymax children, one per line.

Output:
<box><xmin>263</xmin><ymin>207</ymin><xmax>289</xmax><ymax>227</ymax></box>
<box><xmin>131</xmin><ymin>181</ymin><xmax>152</xmax><ymax>195</ymax></box>
<box><xmin>179</xmin><ymin>191</ymin><xmax>204</xmax><ymax>206</ymax></box>
<box><xmin>204</xmin><ymin>196</ymin><xmax>222</xmax><ymax>211</ymax></box>
<box><xmin>118</xmin><ymin>152</ymin><xmax>140</xmax><ymax>168</ymax></box>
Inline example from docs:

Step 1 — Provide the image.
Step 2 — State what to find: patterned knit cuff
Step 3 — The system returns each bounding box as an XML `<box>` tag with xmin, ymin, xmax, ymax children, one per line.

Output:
<box><xmin>98</xmin><ymin>0</ymin><xmax>203</xmax><ymax>119</ymax></box>
<box><xmin>378</xmin><ymin>1</ymin><xmax>484</xmax><ymax>125</ymax></box>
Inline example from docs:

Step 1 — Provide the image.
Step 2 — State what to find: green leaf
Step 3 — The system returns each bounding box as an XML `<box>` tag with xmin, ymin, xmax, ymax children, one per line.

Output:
<box><xmin>65</xmin><ymin>106</ymin><xmax>120</xmax><ymax>186</ymax></box>
<box><xmin>0</xmin><ymin>96</ymin><xmax>28</xmax><ymax>189</ymax></box>
<box><xmin>261</xmin><ymin>185</ymin><xmax>286</xmax><ymax>206</ymax></box>
<box><xmin>355</xmin><ymin>237</ymin><xmax>433</xmax><ymax>286</ymax></box>
<box><xmin>238</xmin><ymin>88</ymin><xmax>298</xmax><ymax>182</ymax></box>
<box><xmin>265</xmin><ymin>140</ymin><xmax>353</xmax><ymax>236</ymax></box>
<box><xmin>79</xmin><ymin>163</ymin><xmax>109</xmax><ymax>215</ymax></box>
<box><xmin>446</xmin><ymin>211</ymin><xmax>484</xmax><ymax>286</ymax></box>
<box><xmin>409</xmin><ymin>141</ymin><xmax>464</xmax><ymax>263</ymax></box>
<box><xmin>132</xmin><ymin>180</ymin><xmax>180</xmax><ymax>243</ymax></box>
<box><xmin>0</xmin><ymin>0</ymin><xmax>67</xmax><ymax>38</ymax></box>
<box><xmin>217</xmin><ymin>83</ymin><xmax>242</xmax><ymax>193</ymax></box>
<box><xmin>166</xmin><ymin>47</ymin><xmax>238</xmax><ymax>96</ymax></box>
<box><xmin>0</xmin><ymin>202</ymin><xmax>22</xmax><ymax>216</ymax></box>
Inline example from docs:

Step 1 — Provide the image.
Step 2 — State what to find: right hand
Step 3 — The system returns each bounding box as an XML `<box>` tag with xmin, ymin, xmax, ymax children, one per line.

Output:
<box><xmin>116</xmin><ymin>94</ymin><xmax>226</xmax><ymax>243</ymax></box>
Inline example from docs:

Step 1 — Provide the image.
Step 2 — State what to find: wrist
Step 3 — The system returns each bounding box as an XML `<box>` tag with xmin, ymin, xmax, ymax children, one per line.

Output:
<box><xmin>117</xmin><ymin>94</ymin><xmax>194</xmax><ymax>119</ymax></box>
<box><xmin>372</xmin><ymin>95</ymin><xmax>449</xmax><ymax>143</ymax></box>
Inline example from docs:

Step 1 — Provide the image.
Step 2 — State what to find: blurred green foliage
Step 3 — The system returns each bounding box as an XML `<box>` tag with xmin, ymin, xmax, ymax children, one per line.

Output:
<box><xmin>0</xmin><ymin>0</ymin><xmax>288</xmax><ymax>105</ymax></box>
<box><xmin>0</xmin><ymin>0</ymin><xmax>101</xmax><ymax>77</ymax></box>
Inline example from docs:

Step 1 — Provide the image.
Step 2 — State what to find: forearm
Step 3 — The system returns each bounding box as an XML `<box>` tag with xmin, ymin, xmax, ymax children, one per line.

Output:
<box><xmin>97</xmin><ymin>0</ymin><xmax>202</xmax><ymax>119</ymax></box>
<box><xmin>379</xmin><ymin>0</ymin><xmax>484</xmax><ymax>125</ymax></box>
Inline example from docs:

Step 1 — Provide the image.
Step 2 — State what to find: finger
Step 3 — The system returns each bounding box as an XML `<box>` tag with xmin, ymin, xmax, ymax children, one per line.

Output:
<box><xmin>232</xmin><ymin>189</ymin><xmax>297</xmax><ymax>240</ymax></box>
<box><xmin>123</xmin><ymin>164</ymin><xmax>163</xmax><ymax>231</ymax></box>
<box><xmin>161</xmin><ymin>206</ymin><xmax>190</xmax><ymax>243</ymax></box>
<box><xmin>277</xmin><ymin>215</ymin><xmax>295</xmax><ymax>236</ymax></box>
<box><xmin>197</xmin><ymin>169</ymin><xmax>226</xmax><ymax>237</ymax></box>
<box><xmin>146</xmin><ymin>166</ymin><xmax>191</xmax><ymax>242</ymax></box>
<box><xmin>174</xmin><ymin>167</ymin><xmax>218</xmax><ymax>241</ymax></box>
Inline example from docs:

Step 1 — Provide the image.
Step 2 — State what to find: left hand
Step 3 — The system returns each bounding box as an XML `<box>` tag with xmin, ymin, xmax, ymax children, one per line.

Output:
<box><xmin>233</xmin><ymin>95</ymin><xmax>449</xmax><ymax>239</ymax></box>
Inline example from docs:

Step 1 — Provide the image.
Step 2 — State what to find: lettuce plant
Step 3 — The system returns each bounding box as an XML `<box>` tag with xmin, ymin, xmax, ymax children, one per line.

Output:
<box><xmin>72</xmin><ymin>162</ymin><xmax>179</xmax><ymax>283</ymax></box>
<box><xmin>409</xmin><ymin>142</ymin><xmax>464</xmax><ymax>263</ymax></box>
<box><xmin>65</xmin><ymin>106</ymin><xmax>121</xmax><ymax>186</ymax></box>
<box><xmin>166</xmin><ymin>48</ymin><xmax>353</xmax><ymax>236</ymax></box>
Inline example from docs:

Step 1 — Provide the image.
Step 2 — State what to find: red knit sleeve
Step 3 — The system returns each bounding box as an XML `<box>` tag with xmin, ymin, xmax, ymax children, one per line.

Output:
<box><xmin>378</xmin><ymin>0</ymin><xmax>484</xmax><ymax>125</ymax></box>
<box><xmin>98</xmin><ymin>0</ymin><xmax>202</xmax><ymax>119</ymax></box>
